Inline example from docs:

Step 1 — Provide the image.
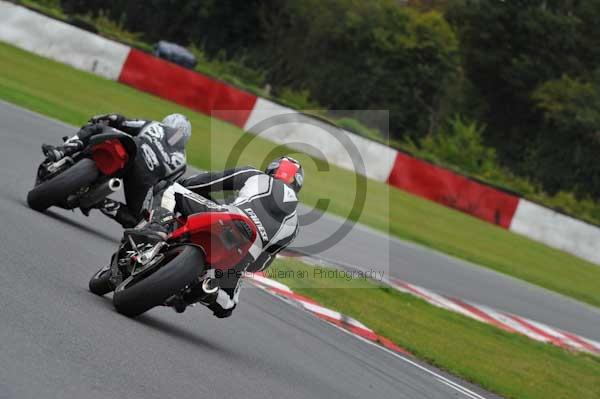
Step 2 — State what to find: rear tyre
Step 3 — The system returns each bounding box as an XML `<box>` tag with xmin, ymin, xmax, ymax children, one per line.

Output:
<box><xmin>112</xmin><ymin>246</ymin><xmax>205</xmax><ymax>317</ymax></box>
<box><xmin>89</xmin><ymin>266</ymin><xmax>113</xmax><ymax>296</ymax></box>
<box><xmin>27</xmin><ymin>158</ymin><xmax>99</xmax><ymax>212</ymax></box>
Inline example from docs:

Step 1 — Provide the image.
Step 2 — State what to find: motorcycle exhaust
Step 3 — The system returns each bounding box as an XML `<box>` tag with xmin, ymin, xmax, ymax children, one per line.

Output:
<box><xmin>79</xmin><ymin>178</ymin><xmax>122</xmax><ymax>209</ymax></box>
<box><xmin>108</xmin><ymin>178</ymin><xmax>122</xmax><ymax>191</ymax></box>
<box><xmin>202</xmin><ymin>278</ymin><xmax>219</xmax><ymax>295</ymax></box>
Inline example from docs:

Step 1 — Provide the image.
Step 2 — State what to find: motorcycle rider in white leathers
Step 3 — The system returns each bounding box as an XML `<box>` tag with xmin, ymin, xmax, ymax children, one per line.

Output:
<box><xmin>126</xmin><ymin>156</ymin><xmax>304</xmax><ymax>318</ymax></box>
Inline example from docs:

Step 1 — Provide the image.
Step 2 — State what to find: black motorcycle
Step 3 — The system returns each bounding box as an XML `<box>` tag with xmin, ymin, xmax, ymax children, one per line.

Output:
<box><xmin>27</xmin><ymin>124</ymin><xmax>137</xmax><ymax>212</ymax></box>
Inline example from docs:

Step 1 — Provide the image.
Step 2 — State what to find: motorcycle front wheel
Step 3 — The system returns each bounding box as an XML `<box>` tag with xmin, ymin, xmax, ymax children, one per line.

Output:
<box><xmin>89</xmin><ymin>266</ymin><xmax>114</xmax><ymax>296</ymax></box>
<box><xmin>112</xmin><ymin>245</ymin><xmax>205</xmax><ymax>317</ymax></box>
<box><xmin>27</xmin><ymin>158</ymin><xmax>99</xmax><ymax>212</ymax></box>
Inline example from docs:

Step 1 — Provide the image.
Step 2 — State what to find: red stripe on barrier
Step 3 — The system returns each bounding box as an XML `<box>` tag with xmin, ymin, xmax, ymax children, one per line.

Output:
<box><xmin>386</xmin><ymin>152</ymin><xmax>520</xmax><ymax>228</ymax></box>
<box><xmin>118</xmin><ymin>49</ymin><xmax>257</xmax><ymax>128</ymax></box>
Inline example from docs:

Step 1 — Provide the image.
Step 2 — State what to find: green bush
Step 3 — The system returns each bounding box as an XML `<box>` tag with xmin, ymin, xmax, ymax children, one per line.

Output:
<box><xmin>530</xmin><ymin>191</ymin><xmax>600</xmax><ymax>225</ymax></box>
<box><xmin>188</xmin><ymin>45</ymin><xmax>268</xmax><ymax>96</ymax></box>
<box><xmin>76</xmin><ymin>11</ymin><xmax>151</xmax><ymax>52</ymax></box>
<box><xmin>409</xmin><ymin>116</ymin><xmax>496</xmax><ymax>175</ymax></box>
<box><xmin>276</xmin><ymin>88</ymin><xmax>321</xmax><ymax>110</ymax></box>
<box><xmin>18</xmin><ymin>0</ymin><xmax>67</xmax><ymax>19</ymax></box>
<box><xmin>22</xmin><ymin>0</ymin><xmax>61</xmax><ymax>9</ymax></box>
<box><xmin>336</xmin><ymin>117</ymin><xmax>385</xmax><ymax>142</ymax></box>
<box><xmin>403</xmin><ymin>115</ymin><xmax>539</xmax><ymax>194</ymax></box>
<box><xmin>529</xmin><ymin>73</ymin><xmax>600</xmax><ymax>197</ymax></box>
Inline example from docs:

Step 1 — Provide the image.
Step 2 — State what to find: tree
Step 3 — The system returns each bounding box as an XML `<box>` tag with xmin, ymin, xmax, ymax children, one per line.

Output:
<box><xmin>532</xmin><ymin>74</ymin><xmax>600</xmax><ymax>195</ymax></box>
<box><xmin>61</xmin><ymin>0</ymin><xmax>265</xmax><ymax>56</ymax></box>
<box><xmin>447</xmin><ymin>0</ymin><xmax>600</xmax><ymax>197</ymax></box>
<box><xmin>257</xmin><ymin>0</ymin><xmax>459</xmax><ymax>139</ymax></box>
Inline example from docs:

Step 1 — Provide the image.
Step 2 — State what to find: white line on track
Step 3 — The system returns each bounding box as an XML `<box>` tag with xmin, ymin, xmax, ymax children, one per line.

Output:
<box><xmin>249</xmin><ymin>279</ymin><xmax>492</xmax><ymax>399</ymax></box>
<box><xmin>332</xmin><ymin>323</ymin><xmax>491</xmax><ymax>399</ymax></box>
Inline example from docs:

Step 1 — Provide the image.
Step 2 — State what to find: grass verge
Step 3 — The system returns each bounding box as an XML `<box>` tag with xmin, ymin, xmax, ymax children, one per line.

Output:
<box><xmin>1</xmin><ymin>40</ymin><xmax>600</xmax><ymax>308</ymax></box>
<box><xmin>270</xmin><ymin>257</ymin><xmax>600</xmax><ymax>399</ymax></box>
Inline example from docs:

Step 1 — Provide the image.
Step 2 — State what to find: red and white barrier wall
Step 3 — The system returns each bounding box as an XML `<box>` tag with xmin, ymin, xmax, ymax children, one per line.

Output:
<box><xmin>1</xmin><ymin>1</ymin><xmax>598</xmax><ymax>264</ymax></box>
<box><xmin>0</xmin><ymin>2</ymin><xmax>130</xmax><ymax>80</ymax></box>
<box><xmin>243</xmin><ymin>98</ymin><xmax>398</xmax><ymax>182</ymax></box>
<box><xmin>119</xmin><ymin>48</ymin><xmax>258</xmax><ymax>128</ymax></box>
<box><xmin>510</xmin><ymin>200</ymin><xmax>600</xmax><ymax>264</ymax></box>
<box><xmin>387</xmin><ymin>152</ymin><xmax>520</xmax><ymax>228</ymax></box>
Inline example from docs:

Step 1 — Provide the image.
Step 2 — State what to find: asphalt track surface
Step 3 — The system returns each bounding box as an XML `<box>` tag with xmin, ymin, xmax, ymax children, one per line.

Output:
<box><xmin>0</xmin><ymin>102</ymin><xmax>503</xmax><ymax>398</ymax></box>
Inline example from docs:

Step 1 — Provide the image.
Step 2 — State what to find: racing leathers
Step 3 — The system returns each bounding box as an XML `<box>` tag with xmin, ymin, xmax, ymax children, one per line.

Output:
<box><xmin>139</xmin><ymin>166</ymin><xmax>299</xmax><ymax>318</ymax></box>
<box><xmin>61</xmin><ymin>115</ymin><xmax>187</xmax><ymax>227</ymax></box>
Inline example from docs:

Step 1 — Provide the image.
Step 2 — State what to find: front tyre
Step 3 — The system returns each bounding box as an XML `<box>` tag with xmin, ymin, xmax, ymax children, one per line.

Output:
<box><xmin>27</xmin><ymin>158</ymin><xmax>99</xmax><ymax>212</ymax></box>
<box><xmin>113</xmin><ymin>246</ymin><xmax>205</xmax><ymax>317</ymax></box>
<box><xmin>89</xmin><ymin>266</ymin><xmax>113</xmax><ymax>296</ymax></box>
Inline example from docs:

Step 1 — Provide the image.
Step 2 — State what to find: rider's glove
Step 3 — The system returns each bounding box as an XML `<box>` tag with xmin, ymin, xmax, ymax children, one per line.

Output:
<box><xmin>41</xmin><ymin>139</ymin><xmax>83</xmax><ymax>162</ymax></box>
<box><xmin>42</xmin><ymin>144</ymin><xmax>65</xmax><ymax>162</ymax></box>
<box><xmin>90</xmin><ymin>113</ymin><xmax>125</xmax><ymax>126</ymax></box>
<box><xmin>76</xmin><ymin>124</ymin><xmax>104</xmax><ymax>143</ymax></box>
<box><xmin>63</xmin><ymin>139</ymin><xmax>84</xmax><ymax>153</ymax></box>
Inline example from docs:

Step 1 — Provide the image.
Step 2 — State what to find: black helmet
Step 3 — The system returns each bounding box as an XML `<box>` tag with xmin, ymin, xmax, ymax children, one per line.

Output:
<box><xmin>265</xmin><ymin>156</ymin><xmax>304</xmax><ymax>193</ymax></box>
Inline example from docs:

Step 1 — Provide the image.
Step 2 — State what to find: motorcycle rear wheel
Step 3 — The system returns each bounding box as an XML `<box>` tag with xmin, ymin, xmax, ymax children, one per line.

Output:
<box><xmin>27</xmin><ymin>158</ymin><xmax>99</xmax><ymax>212</ymax></box>
<box><xmin>112</xmin><ymin>245</ymin><xmax>205</xmax><ymax>317</ymax></box>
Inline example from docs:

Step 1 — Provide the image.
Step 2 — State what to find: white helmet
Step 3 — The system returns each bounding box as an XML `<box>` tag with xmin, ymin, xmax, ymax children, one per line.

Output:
<box><xmin>162</xmin><ymin>113</ymin><xmax>192</xmax><ymax>147</ymax></box>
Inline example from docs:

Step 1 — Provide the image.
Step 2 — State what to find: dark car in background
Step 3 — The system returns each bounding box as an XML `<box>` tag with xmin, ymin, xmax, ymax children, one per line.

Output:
<box><xmin>153</xmin><ymin>41</ymin><xmax>197</xmax><ymax>69</ymax></box>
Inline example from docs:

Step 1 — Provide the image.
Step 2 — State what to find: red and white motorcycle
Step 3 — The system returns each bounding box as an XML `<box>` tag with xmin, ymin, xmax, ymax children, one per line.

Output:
<box><xmin>88</xmin><ymin>184</ymin><xmax>259</xmax><ymax>317</ymax></box>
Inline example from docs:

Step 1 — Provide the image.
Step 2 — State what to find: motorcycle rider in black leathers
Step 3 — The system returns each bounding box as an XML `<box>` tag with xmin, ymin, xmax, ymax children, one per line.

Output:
<box><xmin>126</xmin><ymin>156</ymin><xmax>304</xmax><ymax>318</ymax></box>
<box><xmin>42</xmin><ymin>113</ymin><xmax>191</xmax><ymax>227</ymax></box>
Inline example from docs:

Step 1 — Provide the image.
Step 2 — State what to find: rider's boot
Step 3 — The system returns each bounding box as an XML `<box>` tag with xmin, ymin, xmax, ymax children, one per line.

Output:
<box><xmin>81</xmin><ymin>197</ymin><xmax>118</xmax><ymax>217</ymax></box>
<box><xmin>123</xmin><ymin>223</ymin><xmax>168</xmax><ymax>245</ymax></box>
<box><xmin>183</xmin><ymin>278</ymin><xmax>219</xmax><ymax>305</ymax></box>
<box><xmin>97</xmin><ymin>198</ymin><xmax>120</xmax><ymax>217</ymax></box>
<box><xmin>122</xmin><ymin>205</ymin><xmax>175</xmax><ymax>244</ymax></box>
<box><xmin>162</xmin><ymin>277</ymin><xmax>218</xmax><ymax>314</ymax></box>
<box><xmin>187</xmin><ymin>277</ymin><xmax>236</xmax><ymax>318</ymax></box>
<box><xmin>95</xmin><ymin>199</ymin><xmax>139</xmax><ymax>228</ymax></box>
